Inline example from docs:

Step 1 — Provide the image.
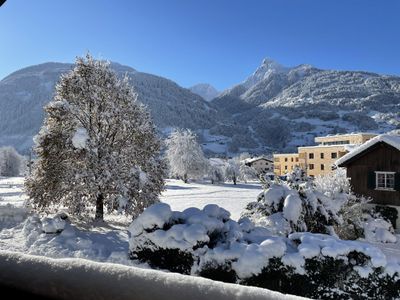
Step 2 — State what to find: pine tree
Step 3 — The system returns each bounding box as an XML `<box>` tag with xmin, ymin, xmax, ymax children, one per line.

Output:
<box><xmin>165</xmin><ymin>129</ymin><xmax>208</xmax><ymax>183</ymax></box>
<box><xmin>25</xmin><ymin>54</ymin><xmax>166</xmax><ymax>221</ymax></box>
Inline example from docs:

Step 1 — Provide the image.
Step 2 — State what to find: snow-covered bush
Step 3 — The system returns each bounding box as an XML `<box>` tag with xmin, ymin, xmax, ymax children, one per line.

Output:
<box><xmin>362</xmin><ymin>215</ymin><xmax>397</xmax><ymax>243</ymax></box>
<box><xmin>129</xmin><ymin>203</ymin><xmax>237</xmax><ymax>274</ymax></box>
<box><xmin>25</xmin><ymin>54</ymin><xmax>166</xmax><ymax>221</ymax></box>
<box><xmin>242</xmin><ymin>169</ymin><xmax>396</xmax><ymax>242</ymax></box>
<box><xmin>165</xmin><ymin>129</ymin><xmax>208</xmax><ymax>183</ymax></box>
<box><xmin>129</xmin><ymin>203</ymin><xmax>400</xmax><ymax>299</ymax></box>
<box><xmin>241</xmin><ymin>182</ymin><xmax>342</xmax><ymax>236</ymax></box>
<box><xmin>374</xmin><ymin>205</ymin><xmax>398</xmax><ymax>229</ymax></box>
<box><xmin>0</xmin><ymin>146</ymin><xmax>24</xmax><ymax>177</ymax></box>
<box><xmin>239</xmin><ymin>233</ymin><xmax>400</xmax><ymax>299</ymax></box>
<box><xmin>315</xmin><ymin>169</ymin><xmax>397</xmax><ymax>242</ymax></box>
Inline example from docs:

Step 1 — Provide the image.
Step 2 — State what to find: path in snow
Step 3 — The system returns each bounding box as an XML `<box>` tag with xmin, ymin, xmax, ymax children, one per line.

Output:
<box><xmin>161</xmin><ymin>179</ymin><xmax>262</xmax><ymax>220</ymax></box>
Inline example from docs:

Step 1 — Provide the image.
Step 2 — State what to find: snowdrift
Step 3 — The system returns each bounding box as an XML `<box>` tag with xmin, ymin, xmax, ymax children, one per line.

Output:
<box><xmin>0</xmin><ymin>250</ymin><xmax>303</xmax><ymax>300</ymax></box>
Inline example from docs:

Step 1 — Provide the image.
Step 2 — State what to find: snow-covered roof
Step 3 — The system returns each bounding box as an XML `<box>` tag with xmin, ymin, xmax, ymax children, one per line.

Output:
<box><xmin>317</xmin><ymin>132</ymin><xmax>377</xmax><ymax>138</ymax></box>
<box><xmin>245</xmin><ymin>156</ymin><xmax>273</xmax><ymax>164</ymax></box>
<box><xmin>336</xmin><ymin>134</ymin><xmax>400</xmax><ymax>166</ymax></box>
<box><xmin>298</xmin><ymin>144</ymin><xmax>352</xmax><ymax>150</ymax></box>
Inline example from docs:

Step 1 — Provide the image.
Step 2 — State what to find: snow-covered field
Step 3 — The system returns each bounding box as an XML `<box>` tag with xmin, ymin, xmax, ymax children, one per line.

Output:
<box><xmin>161</xmin><ymin>179</ymin><xmax>262</xmax><ymax>220</ymax></box>
<box><xmin>0</xmin><ymin>177</ymin><xmax>27</xmax><ymax>206</ymax></box>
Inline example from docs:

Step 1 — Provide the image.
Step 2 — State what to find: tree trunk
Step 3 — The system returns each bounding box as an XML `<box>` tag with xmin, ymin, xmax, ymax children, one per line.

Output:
<box><xmin>183</xmin><ymin>173</ymin><xmax>188</xmax><ymax>183</ymax></box>
<box><xmin>233</xmin><ymin>176</ymin><xmax>237</xmax><ymax>185</ymax></box>
<box><xmin>95</xmin><ymin>193</ymin><xmax>104</xmax><ymax>221</ymax></box>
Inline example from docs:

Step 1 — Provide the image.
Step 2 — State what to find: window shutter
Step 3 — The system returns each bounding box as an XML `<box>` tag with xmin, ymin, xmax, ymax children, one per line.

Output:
<box><xmin>367</xmin><ymin>171</ymin><xmax>375</xmax><ymax>190</ymax></box>
<box><xmin>395</xmin><ymin>173</ymin><xmax>400</xmax><ymax>192</ymax></box>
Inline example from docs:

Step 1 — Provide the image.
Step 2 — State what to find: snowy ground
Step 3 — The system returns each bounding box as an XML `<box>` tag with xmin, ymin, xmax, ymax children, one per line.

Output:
<box><xmin>0</xmin><ymin>178</ymin><xmax>261</xmax><ymax>263</ymax></box>
<box><xmin>161</xmin><ymin>179</ymin><xmax>262</xmax><ymax>220</ymax></box>
<box><xmin>0</xmin><ymin>177</ymin><xmax>27</xmax><ymax>206</ymax></box>
<box><xmin>1</xmin><ymin>177</ymin><xmax>400</xmax><ymax>298</ymax></box>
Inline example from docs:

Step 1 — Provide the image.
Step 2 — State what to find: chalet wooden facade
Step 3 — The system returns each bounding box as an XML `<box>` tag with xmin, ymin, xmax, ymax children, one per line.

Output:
<box><xmin>336</xmin><ymin>135</ymin><xmax>400</xmax><ymax>206</ymax></box>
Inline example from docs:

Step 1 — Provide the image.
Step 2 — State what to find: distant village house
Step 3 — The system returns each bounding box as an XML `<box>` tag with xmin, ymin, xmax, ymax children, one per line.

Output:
<box><xmin>244</xmin><ymin>157</ymin><xmax>273</xmax><ymax>175</ymax></box>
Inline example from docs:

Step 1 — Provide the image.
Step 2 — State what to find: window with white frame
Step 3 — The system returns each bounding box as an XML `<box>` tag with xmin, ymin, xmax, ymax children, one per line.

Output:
<box><xmin>375</xmin><ymin>171</ymin><xmax>395</xmax><ymax>190</ymax></box>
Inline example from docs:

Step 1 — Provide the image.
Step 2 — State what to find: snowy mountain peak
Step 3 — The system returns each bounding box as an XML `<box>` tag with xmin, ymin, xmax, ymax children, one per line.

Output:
<box><xmin>189</xmin><ymin>83</ymin><xmax>220</xmax><ymax>101</ymax></box>
<box><xmin>243</xmin><ymin>58</ymin><xmax>289</xmax><ymax>89</ymax></box>
<box><xmin>261</xmin><ymin>57</ymin><xmax>282</xmax><ymax>68</ymax></box>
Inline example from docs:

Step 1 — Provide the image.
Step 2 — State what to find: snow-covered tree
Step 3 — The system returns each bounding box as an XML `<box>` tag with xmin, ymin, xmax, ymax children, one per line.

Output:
<box><xmin>165</xmin><ymin>129</ymin><xmax>208</xmax><ymax>183</ymax></box>
<box><xmin>208</xmin><ymin>164</ymin><xmax>225</xmax><ymax>184</ymax></box>
<box><xmin>224</xmin><ymin>158</ymin><xmax>240</xmax><ymax>185</ymax></box>
<box><xmin>25</xmin><ymin>54</ymin><xmax>166</xmax><ymax>221</ymax></box>
<box><xmin>224</xmin><ymin>154</ymin><xmax>257</xmax><ymax>185</ymax></box>
<box><xmin>0</xmin><ymin>146</ymin><xmax>23</xmax><ymax>177</ymax></box>
<box><xmin>238</xmin><ymin>163</ymin><xmax>257</xmax><ymax>183</ymax></box>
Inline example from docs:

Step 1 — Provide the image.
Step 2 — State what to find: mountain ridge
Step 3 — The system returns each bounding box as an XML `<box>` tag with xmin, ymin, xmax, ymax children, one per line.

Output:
<box><xmin>0</xmin><ymin>58</ymin><xmax>399</xmax><ymax>155</ymax></box>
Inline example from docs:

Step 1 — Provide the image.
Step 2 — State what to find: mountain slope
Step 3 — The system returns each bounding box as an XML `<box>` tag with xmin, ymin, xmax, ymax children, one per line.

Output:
<box><xmin>0</xmin><ymin>62</ymin><xmax>218</xmax><ymax>153</ymax></box>
<box><xmin>189</xmin><ymin>83</ymin><xmax>219</xmax><ymax>101</ymax></box>
<box><xmin>210</xmin><ymin>59</ymin><xmax>400</xmax><ymax>152</ymax></box>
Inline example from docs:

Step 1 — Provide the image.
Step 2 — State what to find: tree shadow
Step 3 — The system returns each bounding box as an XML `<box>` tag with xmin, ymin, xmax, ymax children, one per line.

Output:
<box><xmin>227</xmin><ymin>183</ymin><xmax>263</xmax><ymax>190</ymax></box>
<box><xmin>0</xmin><ymin>191</ymin><xmax>23</xmax><ymax>198</ymax></box>
<box><xmin>165</xmin><ymin>185</ymin><xmax>199</xmax><ymax>190</ymax></box>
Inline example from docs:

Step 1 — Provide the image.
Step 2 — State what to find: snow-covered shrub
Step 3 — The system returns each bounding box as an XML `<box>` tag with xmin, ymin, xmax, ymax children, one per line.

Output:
<box><xmin>362</xmin><ymin>215</ymin><xmax>397</xmax><ymax>243</ymax></box>
<box><xmin>129</xmin><ymin>203</ymin><xmax>236</xmax><ymax>274</ymax></box>
<box><xmin>285</xmin><ymin>167</ymin><xmax>309</xmax><ymax>189</ymax></box>
<box><xmin>374</xmin><ymin>205</ymin><xmax>398</xmax><ymax>229</ymax></box>
<box><xmin>129</xmin><ymin>204</ymin><xmax>400</xmax><ymax>299</ymax></box>
<box><xmin>315</xmin><ymin>169</ymin><xmax>397</xmax><ymax>242</ymax></box>
<box><xmin>243</xmin><ymin>169</ymin><xmax>396</xmax><ymax>242</ymax></box>
<box><xmin>199</xmin><ymin>233</ymin><xmax>400</xmax><ymax>299</ymax></box>
<box><xmin>25</xmin><ymin>54</ymin><xmax>166</xmax><ymax>221</ymax></box>
<box><xmin>241</xmin><ymin>182</ymin><xmax>341</xmax><ymax>236</ymax></box>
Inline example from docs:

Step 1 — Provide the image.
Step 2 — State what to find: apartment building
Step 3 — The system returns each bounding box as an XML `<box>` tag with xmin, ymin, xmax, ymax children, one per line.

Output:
<box><xmin>273</xmin><ymin>153</ymin><xmax>300</xmax><ymax>176</ymax></box>
<box><xmin>273</xmin><ymin>133</ymin><xmax>377</xmax><ymax>177</ymax></box>
<box><xmin>315</xmin><ymin>133</ymin><xmax>377</xmax><ymax>146</ymax></box>
<box><xmin>299</xmin><ymin>133</ymin><xmax>377</xmax><ymax>177</ymax></box>
<box><xmin>298</xmin><ymin>145</ymin><xmax>348</xmax><ymax>177</ymax></box>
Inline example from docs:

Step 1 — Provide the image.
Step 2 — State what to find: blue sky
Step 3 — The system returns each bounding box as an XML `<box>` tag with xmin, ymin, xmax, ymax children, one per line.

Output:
<box><xmin>1</xmin><ymin>0</ymin><xmax>399</xmax><ymax>90</ymax></box>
